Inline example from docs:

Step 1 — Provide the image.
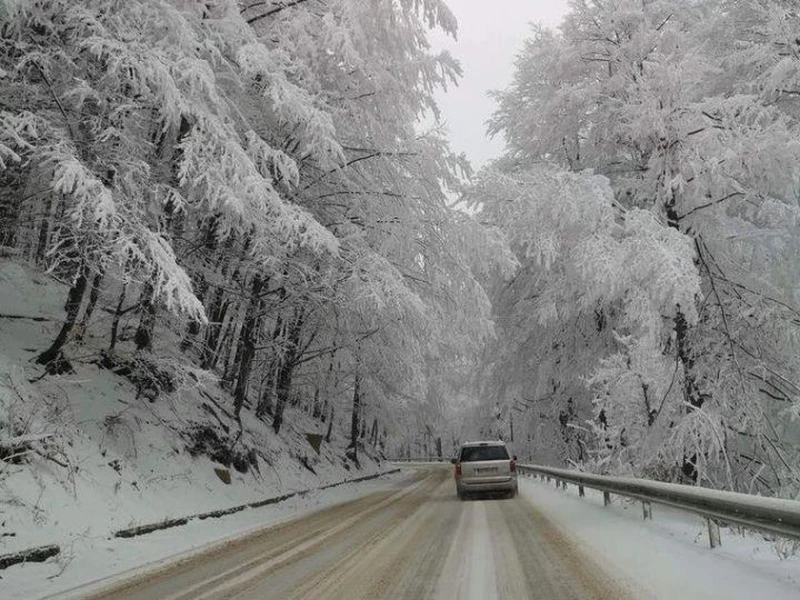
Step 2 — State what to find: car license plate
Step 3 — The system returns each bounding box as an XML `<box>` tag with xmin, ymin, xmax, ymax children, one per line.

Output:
<box><xmin>477</xmin><ymin>467</ymin><xmax>497</xmax><ymax>474</ymax></box>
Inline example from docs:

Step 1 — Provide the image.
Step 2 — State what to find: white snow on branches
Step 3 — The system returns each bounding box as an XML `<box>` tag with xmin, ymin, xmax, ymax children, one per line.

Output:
<box><xmin>475</xmin><ymin>166</ymin><xmax>701</xmax><ymax>332</ymax></box>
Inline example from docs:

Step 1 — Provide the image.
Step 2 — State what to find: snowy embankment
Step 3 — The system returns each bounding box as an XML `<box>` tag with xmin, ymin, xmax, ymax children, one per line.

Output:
<box><xmin>3</xmin><ymin>472</ymin><xmax>409</xmax><ymax>600</ymax></box>
<box><xmin>520</xmin><ymin>475</ymin><xmax>800</xmax><ymax>599</ymax></box>
<box><xmin>0</xmin><ymin>260</ymin><xmax>394</xmax><ymax>597</ymax></box>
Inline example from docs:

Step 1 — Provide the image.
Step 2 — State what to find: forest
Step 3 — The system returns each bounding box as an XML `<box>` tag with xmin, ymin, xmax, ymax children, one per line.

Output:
<box><xmin>1</xmin><ymin>0</ymin><xmax>800</xmax><ymax>498</ymax></box>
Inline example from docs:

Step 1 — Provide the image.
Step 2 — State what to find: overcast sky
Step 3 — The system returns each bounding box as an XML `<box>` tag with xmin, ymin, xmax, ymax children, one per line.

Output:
<box><xmin>429</xmin><ymin>0</ymin><xmax>569</xmax><ymax>169</ymax></box>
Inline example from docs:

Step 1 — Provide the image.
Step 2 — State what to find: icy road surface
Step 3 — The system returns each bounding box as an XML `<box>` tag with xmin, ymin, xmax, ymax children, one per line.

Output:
<box><xmin>86</xmin><ymin>465</ymin><xmax>627</xmax><ymax>600</ymax></box>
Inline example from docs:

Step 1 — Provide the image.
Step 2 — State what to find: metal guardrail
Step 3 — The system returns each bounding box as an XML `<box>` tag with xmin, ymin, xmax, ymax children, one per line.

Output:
<box><xmin>516</xmin><ymin>464</ymin><xmax>800</xmax><ymax>548</ymax></box>
<box><xmin>390</xmin><ymin>459</ymin><xmax>800</xmax><ymax>548</ymax></box>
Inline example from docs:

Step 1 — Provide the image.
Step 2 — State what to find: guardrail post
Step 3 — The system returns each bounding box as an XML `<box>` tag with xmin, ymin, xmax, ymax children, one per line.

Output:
<box><xmin>642</xmin><ymin>501</ymin><xmax>652</xmax><ymax>520</ymax></box>
<box><xmin>603</xmin><ymin>491</ymin><xmax>611</xmax><ymax>506</ymax></box>
<box><xmin>578</xmin><ymin>485</ymin><xmax>585</xmax><ymax>497</ymax></box>
<box><xmin>707</xmin><ymin>519</ymin><xmax>721</xmax><ymax>548</ymax></box>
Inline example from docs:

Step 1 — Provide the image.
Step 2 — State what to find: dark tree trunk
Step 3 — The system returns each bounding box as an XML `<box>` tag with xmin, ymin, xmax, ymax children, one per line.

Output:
<box><xmin>181</xmin><ymin>274</ymin><xmax>207</xmax><ymax>352</ymax></box>
<box><xmin>674</xmin><ymin>308</ymin><xmax>704</xmax><ymax>410</ymax></box>
<box><xmin>675</xmin><ymin>306</ymin><xmax>704</xmax><ymax>482</ymax></box>
<box><xmin>205</xmin><ymin>240</ymin><xmax>247</xmax><ymax>373</ymax></box>
<box><xmin>325</xmin><ymin>404</ymin><xmax>335</xmax><ymax>443</ymax></box>
<box><xmin>320</xmin><ymin>397</ymin><xmax>328</xmax><ymax>422</ymax></box>
<box><xmin>36</xmin><ymin>263</ymin><xmax>89</xmax><ymax>369</ymax></box>
<box><xmin>271</xmin><ymin>310</ymin><xmax>304</xmax><ymax>434</ymax></box>
<box><xmin>220</xmin><ymin>314</ymin><xmax>242</xmax><ymax>389</ymax></box>
<box><xmin>271</xmin><ymin>361</ymin><xmax>292</xmax><ymax>434</ymax></box>
<box><xmin>256</xmin><ymin>284</ymin><xmax>289</xmax><ymax>418</ymax></box>
<box><xmin>665</xmin><ymin>198</ymin><xmax>706</xmax><ymax>483</ymax></box>
<box><xmin>371</xmin><ymin>418</ymin><xmax>379</xmax><ymax>447</ymax></box>
<box><xmin>0</xmin><ymin>168</ymin><xmax>24</xmax><ymax>247</ymax></box>
<box><xmin>233</xmin><ymin>275</ymin><xmax>263</xmax><ymax>420</ymax></box>
<box><xmin>134</xmin><ymin>281</ymin><xmax>156</xmax><ymax>352</ymax></box>
<box><xmin>256</xmin><ymin>366</ymin><xmax>276</xmax><ymax>418</ymax></box>
<box><xmin>256</xmin><ymin>312</ymin><xmax>289</xmax><ymax>421</ymax></box>
<box><xmin>201</xmin><ymin>285</ymin><xmax>228</xmax><ymax>369</ymax></box>
<box><xmin>77</xmin><ymin>269</ymin><xmax>104</xmax><ymax>338</ymax></box>
<box><xmin>317</xmin><ymin>353</ymin><xmax>336</xmax><ymax>422</ymax></box>
<box><xmin>347</xmin><ymin>371</ymin><xmax>362</xmax><ymax>460</ymax></box>
<box><xmin>109</xmin><ymin>283</ymin><xmax>127</xmax><ymax>352</ymax></box>
<box><xmin>34</xmin><ymin>196</ymin><xmax>54</xmax><ymax>265</ymax></box>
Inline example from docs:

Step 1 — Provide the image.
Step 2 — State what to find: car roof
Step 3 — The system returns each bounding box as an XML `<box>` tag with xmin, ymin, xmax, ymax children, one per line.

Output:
<box><xmin>459</xmin><ymin>440</ymin><xmax>507</xmax><ymax>447</ymax></box>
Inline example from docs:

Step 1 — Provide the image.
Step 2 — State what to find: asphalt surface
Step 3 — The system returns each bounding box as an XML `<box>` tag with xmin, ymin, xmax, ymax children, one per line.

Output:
<box><xmin>88</xmin><ymin>465</ymin><xmax>630</xmax><ymax>600</ymax></box>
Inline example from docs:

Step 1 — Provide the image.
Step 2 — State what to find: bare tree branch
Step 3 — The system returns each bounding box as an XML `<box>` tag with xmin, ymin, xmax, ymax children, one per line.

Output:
<box><xmin>246</xmin><ymin>0</ymin><xmax>313</xmax><ymax>25</ymax></box>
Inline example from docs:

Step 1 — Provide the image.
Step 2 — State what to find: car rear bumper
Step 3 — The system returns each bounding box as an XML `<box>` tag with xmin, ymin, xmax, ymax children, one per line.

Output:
<box><xmin>458</xmin><ymin>476</ymin><xmax>517</xmax><ymax>493</ymax></box>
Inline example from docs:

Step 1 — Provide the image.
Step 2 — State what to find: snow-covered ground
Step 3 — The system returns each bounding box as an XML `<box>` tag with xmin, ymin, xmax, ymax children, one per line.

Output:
<box><xmin>2</xmin><ymin>470</ymin><xmax>409</xmax><ymax>600</ymax></box>
<box><xmin>0</xmin><ymin>260</ymin><xmax>392</xmax><ymax>597</ymax></box>
<box><xmin>520</xmin><ymin>474</ymin><xmax>800</xmax><ymax>599</ymax></box>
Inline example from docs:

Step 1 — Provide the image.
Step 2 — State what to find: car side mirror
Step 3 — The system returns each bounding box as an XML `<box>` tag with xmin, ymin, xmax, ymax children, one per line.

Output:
<box><xmin>450</xmin><ymin>457</ymin><xmax>457</xmax><ymax>464</ymax></box>
<box><xmin>513</xmin><ymin>455</ymin><xmax>517</xmax><ymax>461</ymax></box>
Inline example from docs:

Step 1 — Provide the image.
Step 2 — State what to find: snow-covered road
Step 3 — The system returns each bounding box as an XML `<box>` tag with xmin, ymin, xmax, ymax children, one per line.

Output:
<box><xmin>83</xmin><ymin>465</ymin><xmax>627</xmax><ymax>600</ymax></box>
<box><xmin>20</xmin><ymin>463</ymin><xmax>800</xmax><ymax>600</ymax></box>
<box><xmin>435</xmin><ymin>482</ymin><xmax>623</xmax><ymax>599</ymax></box>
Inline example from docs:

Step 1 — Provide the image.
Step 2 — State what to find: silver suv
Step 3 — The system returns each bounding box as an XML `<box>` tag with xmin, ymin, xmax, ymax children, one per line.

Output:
<box><xmin>452</xmin><ymin>440</ymin><xmax>518</xmax><ymax>499</ymax></box>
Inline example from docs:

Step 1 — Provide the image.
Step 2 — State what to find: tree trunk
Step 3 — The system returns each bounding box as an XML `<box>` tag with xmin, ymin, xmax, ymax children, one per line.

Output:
<box><xmin>271</xmin><ymin>310</ymin><xmax>304</xmax><ymax>434</ymax></box>
<box><xmin>233</xmin><ymin>275</ymin><xmax>263</xmax><ymax>420</ymax></box>
<box><xmin>665</xmin><ymin>197</ymin><xmax>707</xmax><ymax>483</ymax></box>
<box><xmin>201</xmin><ymin>285</ymin><xmax>228</xmax><ymax>369</ymax></box>
<box><xmin>317</xmin><ymin>352</ymin><xmax>336</xmax><ymax>422</ymax></box>
<box><xmin>347</xmin><ymin>371</ymin><xmax>362</xmax><ymax>460</ymax></box>
<box><xmin>312</xmin><ymin>386</ymin><xmax>321</xmax><ymax>419</ymax></box>
<box><xmin>36</xmin><ymin>263</ymin><xmax>89</xmax><ymax>369</ymax></box>
<box><xmin>256</xmin><ymin>366</ymin><xmax>276</xmax><ymax>418</ymax></box>
<box><xmin>34</xmin><ymin>196</ymin><xmax>54</xmax><ymax>265</ymax></box>
<box><xmin>0</xmin><ymin>169</ymin><xmax>23</xmax><ymax>247</ymax></box>
<box><xmin>220</xmin><ymin>312</ymin><xmax>242</xmax><ymax>389</ymax></box>
<box><xmin>675</xmin><ymin>306</ymin><xmax>705</xmax><ymax>482</ymax></box>
<box><xmin>255</xmin><ymin>313</ymin><xmax>285</xmax><ymax>419</ymax></box>
<box><xmin>271</xmin><ymin>360</ymin><xmax>293</xmax><ymax>435</ymax></box>
<box><xmin>371</xmin><ymin>418</ymin><xmax>379</xmax><ymax>447</ymax></box>
<box><xmin>181</xmin><ymin>273</ymin><xmax>207</xmax><ymax>352</ymax></box>
<box><xmin>211</xmin><ymin>255</ymin><xmax>248</xmax><ymax>376</ymax></box>
<box><xmin>325</xmin><ymin>404</ymin><xmax>335</xmax><ymax>443</ymax></box>
<box><xmin>134</xmin><ymin>281</ymin><xmax>156</xmax><ymax>352</ymax></box>
<box><xmin>109</xmin><ymin>283</ymin><xmax>127</xmax><ymax>352</ymax></box>
<box><xmin>77</xmin><ymin>269</ymin><xmax>104</xmax><ymax>338</ymax></box>
<box><xmin>674</xmin><ymin>308</ymin><xmax>704</xmax><ymax>410</ymax></box>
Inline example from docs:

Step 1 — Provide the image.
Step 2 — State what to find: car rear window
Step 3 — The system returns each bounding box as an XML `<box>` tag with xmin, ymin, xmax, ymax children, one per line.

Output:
<box><xmin>459</xmin><ymin>445</ymin><xmax>509</xmax><ymax>462</ymax></box>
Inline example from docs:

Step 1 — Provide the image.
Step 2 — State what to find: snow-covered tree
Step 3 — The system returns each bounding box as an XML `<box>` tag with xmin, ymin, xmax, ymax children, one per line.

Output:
<box><xmin>484</xmin><ymin>0</ymin><xmax>800</xmax><ymax>492</ymax></box>
<box><xmin>0</xmin><ymin>0</ymin><xmax>502</xmax><ymax>461</ymax></box>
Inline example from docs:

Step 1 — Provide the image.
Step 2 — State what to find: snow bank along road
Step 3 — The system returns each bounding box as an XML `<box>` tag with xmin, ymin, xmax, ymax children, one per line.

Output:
<box><xmin>85</xmin><ymin>464</ymin><xmax>628</xmax><ymax>600</ymax></box>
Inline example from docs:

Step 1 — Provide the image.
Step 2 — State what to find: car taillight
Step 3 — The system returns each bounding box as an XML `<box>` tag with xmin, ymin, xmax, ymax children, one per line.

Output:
<box><xmin>455</xmin><ymin>463</ymin><xmax>461</xmax><ymax>477</ymax></box>
<box><xmin>510</xmin><ymin>459</ymin><xmax>516</xmax><ymax>473</ymax></box>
